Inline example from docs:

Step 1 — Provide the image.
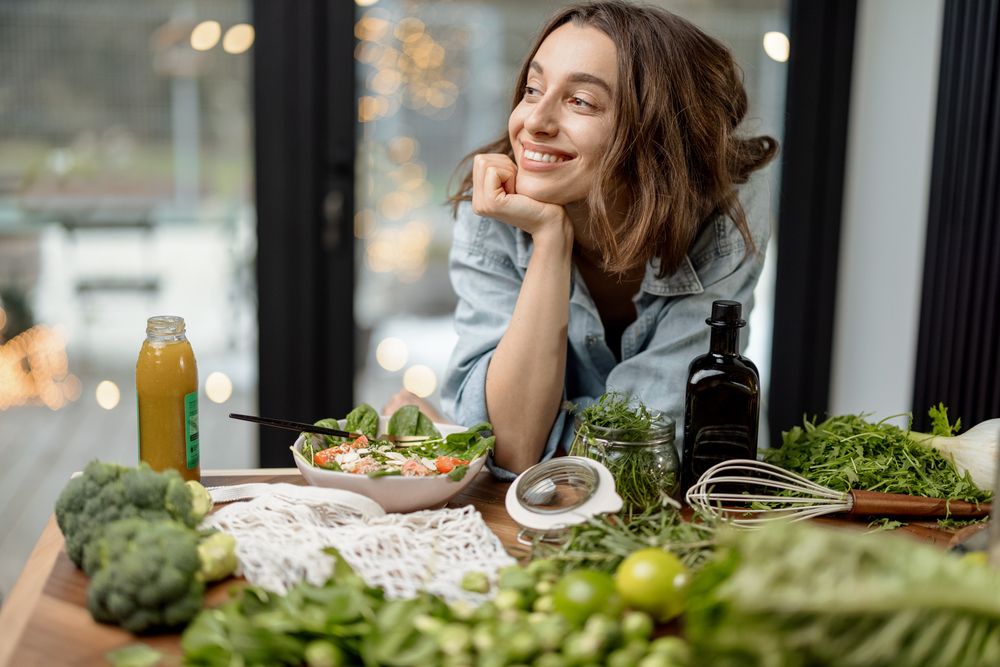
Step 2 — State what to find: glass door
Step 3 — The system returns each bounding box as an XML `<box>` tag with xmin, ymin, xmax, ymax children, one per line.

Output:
<box><xmin>0</xmin><ymin>0</ymin><xmax>257</xmax><ymax>602</ymax></box>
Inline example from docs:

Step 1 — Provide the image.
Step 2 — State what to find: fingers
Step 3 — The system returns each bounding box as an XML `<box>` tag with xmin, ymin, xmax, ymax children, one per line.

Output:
<box><xmin>472</xmin><ymin>154</ymin><xmax>517</xmax><ymax>216</ymax></box>
<box><xmin>471</xmin><ymin>153</ymin><xmax>559</xmax><ymax>232</ymax></box>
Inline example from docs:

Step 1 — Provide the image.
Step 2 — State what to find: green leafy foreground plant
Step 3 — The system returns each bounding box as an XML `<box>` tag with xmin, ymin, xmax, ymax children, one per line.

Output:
<box><xmin>762</xmin><ymin>408</ymin><xmax>991</xmax><ymax>505</ymax></box>
<box><xmin>527</xmin><ymin>499</ymin><xmax>717</xmax><ymax>576</ymax></box>
<box><xmin>686</xmin><ymin>520</ymin><xmax>1000</xmax><ymax>667</ymax></box>
<box><xmin>105</xmin><ymin>550</ymin><xmax>690</xmax><ymax>667</ymax></box>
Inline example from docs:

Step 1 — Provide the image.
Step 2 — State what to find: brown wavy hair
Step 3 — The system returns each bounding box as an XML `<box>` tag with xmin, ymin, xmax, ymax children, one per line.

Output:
<box><xmin>448</xmin><ymin>0</ymin><xmax>778</xmax><ymax>277</ymax></box>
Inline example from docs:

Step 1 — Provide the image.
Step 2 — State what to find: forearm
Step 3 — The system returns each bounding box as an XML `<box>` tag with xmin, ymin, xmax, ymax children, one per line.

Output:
<box><xmin>485</xmin><ymin>224</ymin><xmax>574</xmax><ymax>473</ymax></box>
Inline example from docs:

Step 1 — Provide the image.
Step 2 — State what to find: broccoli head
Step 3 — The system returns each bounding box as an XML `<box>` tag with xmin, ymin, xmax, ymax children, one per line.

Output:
<box><xmin>84</xmin><ymin>518</ymin><xmax>206</xmax><ymax>633</ymax></box>
<box><xmin>55</xmin><ymin>460</ymin><xmax>211</xmax><ymax>568</ymax></box>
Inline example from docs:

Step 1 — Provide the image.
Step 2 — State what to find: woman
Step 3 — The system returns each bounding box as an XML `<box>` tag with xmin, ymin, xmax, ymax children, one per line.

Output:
<box><xmin>386</xmin><ymin>1</ymin><xmax>777</xmax><ymax>479</ymax></box>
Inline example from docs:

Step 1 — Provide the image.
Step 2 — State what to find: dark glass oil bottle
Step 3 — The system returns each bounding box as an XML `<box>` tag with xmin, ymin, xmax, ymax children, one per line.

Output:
<box><xmin>680</xmin><ymin>300</ymin><xmax>760</xmax><ymax>496</ymax></box>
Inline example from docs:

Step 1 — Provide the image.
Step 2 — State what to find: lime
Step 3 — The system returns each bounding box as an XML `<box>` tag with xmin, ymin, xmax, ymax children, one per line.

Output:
<box><xmin>552</xmin><ymin>570</ymin><xmax>622</xmax><ymax>627</ymax></box>
<box><xmin>614</xmin><ymin>548</ymin><xmax>688</xmax><ymax>622</ymax></box>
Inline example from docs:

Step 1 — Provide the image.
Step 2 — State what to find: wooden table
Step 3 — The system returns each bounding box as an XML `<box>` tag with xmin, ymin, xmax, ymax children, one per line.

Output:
<box><xmin>0</xmin><ymin>468</ymin><xmax>988</xmax><ymax>667</ymax></box>
<box><xmin>0</xmin><ymin>468</ymin><xmax>522</xmax><ymax>667</ymax></box>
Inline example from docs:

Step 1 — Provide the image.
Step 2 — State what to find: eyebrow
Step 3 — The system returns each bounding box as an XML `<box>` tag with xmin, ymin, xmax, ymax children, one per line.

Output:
<box><xmin>529</xmin><ymin>60</ymin><xmax>613</xmax><ymax>97</ymax></box>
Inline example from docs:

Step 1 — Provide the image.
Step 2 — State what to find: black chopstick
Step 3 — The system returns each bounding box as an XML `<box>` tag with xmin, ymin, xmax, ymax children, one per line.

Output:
<box><xmin>229</xmin><ymin>413</ymin><xmax>357</xmax><ymax>439</ymax></box>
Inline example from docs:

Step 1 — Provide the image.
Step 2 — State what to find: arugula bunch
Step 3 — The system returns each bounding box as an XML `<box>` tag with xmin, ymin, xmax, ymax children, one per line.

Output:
<box><xmin>762</xmin><ymin>410</ymin><xmax>990</xmax><ymax>504</ymax></box>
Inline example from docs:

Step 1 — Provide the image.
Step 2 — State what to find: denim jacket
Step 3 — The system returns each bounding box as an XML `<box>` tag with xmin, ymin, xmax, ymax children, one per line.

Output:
<box><xmin>440</xmin><ymin>175</ymin><xmax>772</xmax><ymax>481</ymax></box>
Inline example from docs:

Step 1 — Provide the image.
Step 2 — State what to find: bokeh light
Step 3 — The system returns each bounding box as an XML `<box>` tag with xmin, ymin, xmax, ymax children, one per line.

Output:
<box><xmin>356</xmin><ymin>0</ymin><xmax>380</xmax><ymax>6</ymax></box>
<box><xmin>205</xmin><ymin>371</ymin><xmax>234</xmax><ymax>403</ymax></box>
<box><xmin>388</xmin><ymin>136</ymin><xmax>418</xmax><ymax>163</ymax></box>
<box><xmin>763</xmin><ymin>31</ymin><xmax>789</xmax><ymax>62</ymax></box>
<box><xmin>96</xmin><ymin>381</ymin><xmax>120</xmax><ymax>410</ymax></box>
<box><xmin>0</xmin><ymin>307</ymin><xmax>6</xmax><ymax>333</ymax></box>
<box><xmin>0</xmin><ymin>324</ymin><xmax>77</xmax><ymax>410</ymax></box>
<box><xmin>376</xmin><ymin>337</ymin><xmax>408</xmax><ymax>371</ymax></box>
<box><xmin>223</xmin><ymin>24</ymin><xmax>255</xmax><ymax>54</ymax></box>
<box><xmin>191</xmin><ymin>21</ymin><xmax>222</xmax><ymax>51</ymax></box>
<box><xmin>403</xmin><ymin>365</ymin><xmax>437</xmax><ymax>398</ymax></box>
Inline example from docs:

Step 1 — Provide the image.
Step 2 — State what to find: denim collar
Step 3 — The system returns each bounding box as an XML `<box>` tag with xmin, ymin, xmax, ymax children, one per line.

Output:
<box><xmin>515</xmin><ymin>230</ymin><xmax>704</xmax><ymax>298</ymax></box>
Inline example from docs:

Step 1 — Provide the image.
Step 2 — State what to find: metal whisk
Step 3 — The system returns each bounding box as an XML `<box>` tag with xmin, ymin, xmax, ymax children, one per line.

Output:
<box><xmin>685</xmin><ymin>459</ymin><xmax>991</xmax><ymax>527</ymax></box>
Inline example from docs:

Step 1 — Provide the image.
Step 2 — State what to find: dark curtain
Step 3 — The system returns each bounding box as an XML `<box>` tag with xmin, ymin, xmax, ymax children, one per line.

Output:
<box><xmin>912</xmin><ymin>0</ymin><xmax>1000</xmax><ymax>431</ymax></box>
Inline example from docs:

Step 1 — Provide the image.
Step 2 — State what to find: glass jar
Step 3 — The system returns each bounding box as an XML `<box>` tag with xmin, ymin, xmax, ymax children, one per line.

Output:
<box><xmin>570</xmin><ymin>411</ymin><xmax>679</xmax><ymax>513</ymax></box>
<box><xmin>136</xmin><ymin>316</ymin><xmax>200</xmax><ymax>481</ymax></box>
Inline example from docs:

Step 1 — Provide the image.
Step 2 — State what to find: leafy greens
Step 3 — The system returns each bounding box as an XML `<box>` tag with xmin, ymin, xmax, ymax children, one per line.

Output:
<box><xmin>686</xmin><ymin>520</ymin><xmax>1000</xmax><ymax>667</ymax></box>
<box><xmin>762</xmin><ymin>410</ymin><xmax>990</xmax><ymax>504</ymax></box>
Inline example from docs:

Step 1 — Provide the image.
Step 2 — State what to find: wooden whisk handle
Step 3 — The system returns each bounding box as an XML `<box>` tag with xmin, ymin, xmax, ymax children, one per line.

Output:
<box><xmin>848</xmin><ymin>490</ymin><xmax>991</xmax><ymax>517</ymax></box>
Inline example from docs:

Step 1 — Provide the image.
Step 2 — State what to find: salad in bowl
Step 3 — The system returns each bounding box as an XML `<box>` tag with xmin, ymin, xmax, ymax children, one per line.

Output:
<box><xmin>291</xmin><ymin>403</ymin><xmax>495</xmax><ymax>513</ymax></box>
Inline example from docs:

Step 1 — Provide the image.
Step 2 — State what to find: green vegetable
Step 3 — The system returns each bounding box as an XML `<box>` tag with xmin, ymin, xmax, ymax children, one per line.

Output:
<box><xmin>83</xmin><ymin>518</ymin><xmax>235</xmax><ymax>634</ymax></box>
<box><xmin>54</xmin><ymin>460</ymin><xmax>211</xmax><ymax>568</ymax></box>
<box><xmin>528</xmin><ymin>500</ymin><xmax>716</xmax><ymax>576</ymax></box>
<box><xmin>569</xmin><ymin>392</ymin><xmax>677</xmax><ymax>513</ymax></box>
<box><xmin>387</xmin><ymin>404</ymin><xmax>443</xmax><ymax>439</ymax></box>
<box><xmin>180</xmin><ymin>548</ymin><xmax>687</xmax><ymax>667</ymax></box>
<box><xmin>197</xmin><ymin>531</ymin><xmax>238</xmax><ymax>582</ymax></box>
<box><xmin>762</xmin><ymin>411</ymin><xmax>991</xmax><ymax>504</ymax></box>
<box><xmin>304</xmin><ymin>403</ymin><xmax>381</xmax><ymax>455</ymax></box>
<box><xmin>686</xmin><ymin>520</ymin><xmax>1000</xmax><ymax>667</ymax></box>
<box><xmin>105</xmin><ymin>643</ymin><xmax>173</xmax><ymax>667</ymax></box>
<box><xmin>462</xmin><ymin>571</ymin><xmax>490</xmax><ymax>594</ymax></box>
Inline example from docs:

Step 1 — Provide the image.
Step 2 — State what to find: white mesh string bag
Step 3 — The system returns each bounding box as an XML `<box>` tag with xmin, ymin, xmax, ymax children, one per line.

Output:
<box><xmin>203</xmin><ymin>483</ymin><xmax>517</xmax><ymax>604</ymax></box>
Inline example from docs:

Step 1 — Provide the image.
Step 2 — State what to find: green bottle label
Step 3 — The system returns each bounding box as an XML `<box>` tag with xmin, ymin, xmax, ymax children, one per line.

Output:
<box><xmin>185</xmin><ymin>391</ymin><xmax>200</xmax><ymax>469</ymax></box>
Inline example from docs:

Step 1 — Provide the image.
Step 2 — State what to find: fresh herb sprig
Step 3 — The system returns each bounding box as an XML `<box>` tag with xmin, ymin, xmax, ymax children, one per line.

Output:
<box><xmin>570</xmin><ymin>391</ymin><xmax>656</xmax><ymax>443</ymax></box>
<box><xmin>527</xmin><ymin>498</ymin><xmax>717</xmax><ymax>575</ymax></box>
<box><xmin>762</xmin><ymin>411</ymin><xmax>990</xmax><ymax>504</ymax></box>
<box><xmin>569</xmin><ymin>392</ymin><xmax>679</xmax><ymax>513</ymax></box>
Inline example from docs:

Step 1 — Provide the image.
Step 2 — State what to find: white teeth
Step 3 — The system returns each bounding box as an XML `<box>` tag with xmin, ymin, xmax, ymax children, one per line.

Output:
<box><xmin>525</xmin><ymin>149</ymin><xmax>565</xmax><ymax>163</ymax></box>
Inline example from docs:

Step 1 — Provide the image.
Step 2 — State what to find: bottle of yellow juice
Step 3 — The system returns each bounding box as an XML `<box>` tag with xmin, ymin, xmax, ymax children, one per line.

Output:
<box><xmin>136</xmin><ymin>315</ymin><xmax>200</xmax><ymax>481</ymax></box>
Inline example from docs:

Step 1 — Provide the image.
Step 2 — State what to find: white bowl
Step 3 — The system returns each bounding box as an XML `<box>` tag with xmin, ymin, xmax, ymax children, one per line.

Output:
<box><xmin>292</xmin><ymin>416</ymin><xmax>488</xmax><ymax>514</ymax></box>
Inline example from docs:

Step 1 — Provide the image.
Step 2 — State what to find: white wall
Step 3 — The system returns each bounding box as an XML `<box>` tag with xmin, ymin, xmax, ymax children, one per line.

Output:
<box><xmin>829</xmin><ymin>0</ymin><xmax>943</xmax><ymax>427</ymax></box>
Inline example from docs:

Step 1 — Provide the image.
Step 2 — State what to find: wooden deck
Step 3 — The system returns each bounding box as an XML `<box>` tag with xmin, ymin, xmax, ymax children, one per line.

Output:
<box><xmin>0</xmin><ymin>372</ymin><xmax>258</xmax><ymax>608</ymax></box>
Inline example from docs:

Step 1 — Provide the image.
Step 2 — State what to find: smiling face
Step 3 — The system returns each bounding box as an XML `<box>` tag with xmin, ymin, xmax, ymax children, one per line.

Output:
<box><xmin>508</xmin><ymin>22</ymin><xmax>618</xmax><ymax>207</ymax></box>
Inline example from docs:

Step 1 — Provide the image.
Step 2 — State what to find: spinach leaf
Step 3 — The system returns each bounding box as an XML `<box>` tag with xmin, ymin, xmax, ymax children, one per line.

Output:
<box><xmin>448</xmin><ymin>464</ymin><xmax>470</xmax><ymax>482</ymax></box>
<box><xmin>387</xmin><ymin>405</ymin><xmax>442</xmax><ymax>438</ymax></box>
<box><xmin>310</xmin><ymin>403</ymin><xmax>379</xmax><ymax>449</ymax></box>
<box><xmin>313</xmin><ymin>418</ymin><xmax>346</xmax><ymax>449</ymax></box>
<box><xmin>345</xmin><ymin>403</ymin><xmax>380</xmax><ymax>440</ymax></box>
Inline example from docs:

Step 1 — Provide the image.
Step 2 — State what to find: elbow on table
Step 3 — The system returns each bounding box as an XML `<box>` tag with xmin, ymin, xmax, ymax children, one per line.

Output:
<box><xmin>490</xmin><ymin>434</ymin><xmax>547</xmax><ymax>476</ymax></box>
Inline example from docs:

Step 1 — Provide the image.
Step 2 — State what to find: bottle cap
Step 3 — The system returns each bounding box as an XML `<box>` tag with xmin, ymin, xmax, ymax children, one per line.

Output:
<box><xmin>706</xmin><ymin>300</ymin><xmax>746</xmax><ymax>328</ymax></box>
<box><xmin>146</xmin><ymin>315</ymin><xmax>186</xmax><ymax>335</ymax></box>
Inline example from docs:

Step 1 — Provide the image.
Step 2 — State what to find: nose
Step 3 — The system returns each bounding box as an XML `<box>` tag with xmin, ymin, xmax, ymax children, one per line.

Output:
<box><xmin>523</xmin><ymin>94</ymin><xmax>560</xmax><ymax>136</ymax></box>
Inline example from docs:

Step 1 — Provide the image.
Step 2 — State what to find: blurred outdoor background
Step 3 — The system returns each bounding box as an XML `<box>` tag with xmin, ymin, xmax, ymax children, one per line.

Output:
<box><xmin>0</xmin><ymin>0</ymin><xmax>787</xmax><ymax>605</ymax></box>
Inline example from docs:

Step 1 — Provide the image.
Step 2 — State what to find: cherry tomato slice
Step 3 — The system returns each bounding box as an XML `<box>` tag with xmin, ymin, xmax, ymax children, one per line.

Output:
<box><xmin>435</xmin><ymin>456</ymin><xmax>470</xmax><ymax>474</ymax></box>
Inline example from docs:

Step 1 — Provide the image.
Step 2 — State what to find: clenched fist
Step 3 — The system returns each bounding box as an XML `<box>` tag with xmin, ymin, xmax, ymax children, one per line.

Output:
<box><xmin>471</xmin><ymin>154</ymin><xmax>572</xmax><ymax>241</ymax></box>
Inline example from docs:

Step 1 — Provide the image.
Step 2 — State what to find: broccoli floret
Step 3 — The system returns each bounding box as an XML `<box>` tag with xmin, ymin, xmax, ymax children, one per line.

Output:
<box><xmin>84</xmin><ymin>518</ymin><xmax>207</xmax><ymax>633</ymax></box>
<box><xmin>55</xmin><ymin>460</ymin><xmax>212</xmax><ymax>569</ymax></box>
